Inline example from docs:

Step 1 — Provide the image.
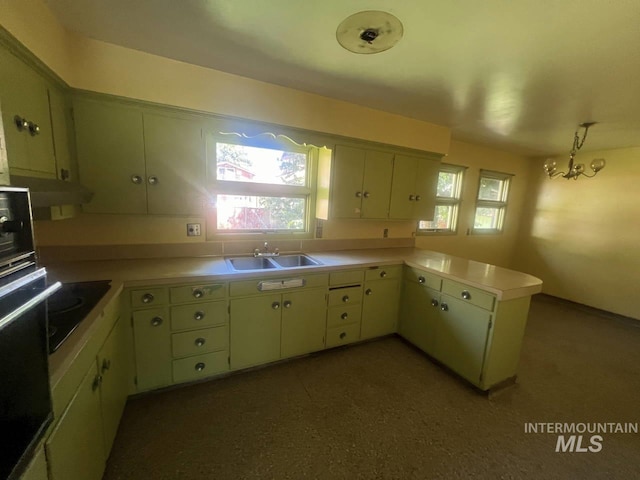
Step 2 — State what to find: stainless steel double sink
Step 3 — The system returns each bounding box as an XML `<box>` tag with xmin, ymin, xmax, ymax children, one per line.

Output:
<box><xmin>225</xmin><ymin>254</ymin><xmax>322</xmax><ymax>271</ymax></box>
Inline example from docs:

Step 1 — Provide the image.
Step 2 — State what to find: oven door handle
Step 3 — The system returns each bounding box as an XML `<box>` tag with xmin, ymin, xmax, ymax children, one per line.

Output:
<box><xmin>0</xmin><ymin>282</ymin><xmax>62</xmax><ymax>331</ymax></box>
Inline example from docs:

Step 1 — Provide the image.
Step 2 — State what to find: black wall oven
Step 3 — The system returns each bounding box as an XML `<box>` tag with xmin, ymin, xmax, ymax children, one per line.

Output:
<box><xmin>0</xmin><ymin>187</ymin><xmax>60</xmax><ymax>480</ymax></box>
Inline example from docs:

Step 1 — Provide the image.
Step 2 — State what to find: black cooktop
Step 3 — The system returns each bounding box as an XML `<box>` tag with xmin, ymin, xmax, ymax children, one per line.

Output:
<box><xmin>47</xmin><ymin>280</ymin><xmax>112</xmax><ymax>354</ymax></box>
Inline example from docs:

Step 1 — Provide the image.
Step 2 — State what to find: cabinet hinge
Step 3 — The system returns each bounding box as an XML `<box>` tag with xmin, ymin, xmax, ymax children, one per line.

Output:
<box><xmin>488</xmin><ymin>319</ymin><xmax>493</xmax><ymax>329</ymax></box>
<box><xmin>69</xmin><ymin>107</ymin><xmax>75</xmax><ymax>124</ymax></box>
<box><xmin>228</xmin><ymin>305</ymin><xmax>230</xmax><ymax>314</ymax></box>
<box><xmin>479</xmin><ymin>372</ymin><xmax>483</xmax><ymax>383</ymax></box>
<box><xmin>134</xmin><ymin>376</ymin><xmax>138</xmax><ymax>386</ymax></box>
<box><xmin>227</xmin><ymin>356</ymin><xmax>230</xmax><ymax>365</ymax></box>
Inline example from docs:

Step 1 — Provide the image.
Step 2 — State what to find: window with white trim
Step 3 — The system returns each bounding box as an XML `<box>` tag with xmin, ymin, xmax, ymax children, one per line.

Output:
<box><xmin>472</xmin><ymin>170</ymin><xmax>512</xmax><ymax>234</ymax></box>
<box><xmin>211</xmin><ymin>139</ymin><xmax>312</xmax><ymax>233</ymax></box>
<box><xmin>418</xmin><ymin>164</ymin><xmax>465</xmax><ymax>234</ymax></box>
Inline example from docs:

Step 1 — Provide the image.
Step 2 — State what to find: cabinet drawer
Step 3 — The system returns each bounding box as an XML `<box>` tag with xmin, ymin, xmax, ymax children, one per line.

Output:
<box><xmin>171</xmin><ymin>325</ymin><xmax>229</xmax><ymax>358</ymax></box>
<box><xmin>329</xmin><ymin>270</ymin><xmax>364</xmax><ymax>286</ymax></box>
<box><xmin>441</xmin><ymin>279</ymin><xmax>495</xmax><ymax>311</ymax></box>
<box><xmin>229</xmin><ymin>274</ymin><xmax>328</xmax><ymax>297</ymax></box>
<box><xmin>170</xmin><ymin>301</ymin><xmax>228</xmax><ymax>331</ymax></box>
<box><xmin>172</xmin><ymin>351</ymin><xmax>228</xmax><ymax>384</ymax></box>
<box><xmin>365</xmin><ymin>265</ymin><xmax>402</xmax><ymax>281</ymax></box>
<box><xmin>130</xmin><ymin>287</ymin><xmax>168</xmax><ymax>308</ymax></box>
<box><xmin>328</xmin><ymin>286</ymin><xmax>363</xmax><ymax>306</ymax></box>
<box><xmin>404</xmin><ymin>267</ymin><xmax>442</xmax><ymax>291</ymax></box>
<box><xmin>327</xmin><ymin>304</ymin><xmax>362</xmax><ymax>328</ymax></box>
<box><xmin>326</xmin><ymin>323</ymin><xmax>361</xmax><ymax>348</ymax></box>
<box><xmin>170</xmin><ymin>283</ymin><xmax>227</xmax><ymax>304</ymax></box>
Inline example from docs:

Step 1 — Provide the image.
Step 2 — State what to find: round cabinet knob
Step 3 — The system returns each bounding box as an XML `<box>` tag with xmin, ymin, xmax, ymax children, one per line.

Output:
<box><xmin>142</xmin><ymin>293</ymin><xmax>154</xmax><ymax>304</ymax></box>
<box><xmin>342</xmin><ymin>295</ymin><xmax>350</xmax><ymax>303</ymax></box>
<box><xmin>408</xmin><ymin>194</ymin><xmax>415</xmax><ymax>201</ymax></box>
<box><xmin>380</xmin><ymin>271</ymin><xmax>387</xmax><ymax>278</ymax></box>
<box><xmin>27</xmin><ymin>122</ymin><xmax>40</xmax><ymax>136</ymax></box>
<box><xmin>272</xmin><ymin>301</ymin><xmax>280</xmax><ymax>310</ymax></box>
<box><xmin>148</xmin><ymin>175</ymin><xmax>159</xmax><ymax>185</ymax></box>
<box><xmin>131</xmin><ymin>175</ymin><xmax>143</xmax><ymax>184</ymax></box>
<box><xmin>91</xmin><ymin>374</ymin><xmax>103</xmax><ymax>392</ymax></box>
<box><xmin>283</xmin><ymin>300</ymin><xmax>292</xmax><ymax>309</ymax></box>
<box><xmin>14</xmin><ymin>115</ymin><xmax>28</xmax><ymax>131</ymax></box>
<box><xmin>339</xmin><ymin>332</ymin><xmax>347</xmax><ymax>339</ymax></box>
<box><xmin>440</xmin><ymin>303</ymin><xmax>449</xmax><ymax>312</ymax></box>
<box><xmin>418</xmin><ymin>276</ymin><xmax>425</xmax><ymax>284</ymax></box>
<box><xmin>363</xmin><ymin>191</ymin><xmax>370</xmax><ymax>198</ymax></box>
<box><xmin>461</xmin><ymin>290</ymin><xmax>472</xmax><ymax>300</ymax></box>
<box><xmin>194</xmin><ymin>311</ymin><xmax>205</xmax><ymax>321</ymax></box>
<box><xmin>195</xmin><ymin>337</ymin><xmax>206</xmax><ymax>347</ymax></box>
<box><xmin>195</xmin><ymin>362</ymin><xmax>206</xmax><ymax>372</ymax></box>
<box><xmin>192</xmin><ymin>288</ymin><xmax>204</xmax><ymax>299</ymax></box>
<box><xmin>431</xmin><ymin>298</ymin><xmax>439</xmax><ymax>307</ymax></box>
<box><xmin>355</xmin><ymin>191</ymin><xmax>362</xmax><ymax>198</ymax></box>
<box><xmin>415</xmin><ymin>195</ymin><xmax>422</xmax><ymax>201</ymax></box>
<box><xmin>151</xmin><ymin>316</ymin><xmax>163</xmax><ymax>326</ymax></box>
<box><xmin>365</xmin><ymin>288</ymin><xmax>373</xmax><ymax>296</ymax></box>
<box><xmin>101</xmin><ymin>359</ymin><xmax>111</xmax><ymax>373</ymax></box>
<box><xmin>341</xmin><ymin>312</ymin><xmax>349</xmax><ymax>320</ymax></box>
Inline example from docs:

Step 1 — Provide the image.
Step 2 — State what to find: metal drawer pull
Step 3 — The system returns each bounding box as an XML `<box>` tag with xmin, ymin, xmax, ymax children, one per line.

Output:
<box><xmin>195</xmin><ymin>362</ymin><xmax>206</xmax><ymax>372</ymax></box>
<box><xmin>440</xmin><ymin>303</ymin><xmax>449</xmax><ymax>312</ymax></box>
<box><xmin>341</xmin><ymin>312</ymin><xmax>349</xmax><ymax>320</ymax></box>
<box><xmin>272</xmin><ymin>301</ymin><xmax>280</xmax><ymax>310</ymax></box>
<box><xmin>409</xmin><ymin>194</ymin><xmax>415</xmax><ymax>201</ymax></box>
<box><xmin>92</xmin><ymin>374</ymin><xmax>103</xmax><ymax>392</ymax></box>
<box><xmin>142</xmin><ymin>293</ymin><xmax>154</xmax><ymax>303</ymax></box>
<box><xmin>380</xmin><ymin>271</ymin><xmax>387</xmax><ymax>278</ymax></box>
<box><xmin>415</xmin><ymin>195</ymin><xmax>421</xmax><ymax>201</ymax></box>
<box><xmin>148</xmin><ymin>175</ymin><xmax>159</xmax><ymax>185</ymax></box>
<box><xmin>365</xmin><ymin>288</ymin><xmax>373</xmax><ymax>296</ymax></box>
<box><xmin>283</xmin><ymin>300</ymin><xmax>292</xmax><ymax>309</ymax></box>
<box><xmin>461</xmin><ymin>290</ymin><xmax>471</xmax><ymax>300</ymax></box>
<box><xmin>339</xmin><ymin>332</ymin><xmax>347</xmax><ymax>339</ymax></box>
<box><xmin>342</xmin><ymin>295</ymin><xmax>350</xmax><ymax>303</ymax></box>
<box><xmin>194</xmin><ymin>311</ymin><xmax>205</xmax><ymax>320</ymax></box>
<box><xmin>355</xmin><ymin>191</ymin><xmax>362</xmax><ymax>198</ymax></box>
<box><xmin>431</xmin><ymin>299</ymin><xmax>439</xmax><ymax>307</ymax></box>
<box><xmin>101</xmin><ymin>359</ymin><xmax>111</xmax><ymax>373</ymax></box>
<box><xmin>418</xmin><ymin>276</ymin><xmax>425</xmax><ymax>284</ymax></box>
<box><xmin>192</xmin><ymin>288</ymin><xmax>204</xmax><ymax>298</ymax></box>
<box><xmin>131</xmin><ymin>175</ymin><xmax>143</xmax><ymax>184</ymax></box>
<box><xmin>151</xmin><ymin>316</ymin><xmax>163</xmax><ymax>326</ymax></box>
<box><xmin>363</xmin><ymin>191</ymin><xmax>370</xmax><ymax>198</ymax></box>
<box><xmin>195</xmin><ymin>337</ymin><xmax>206</xmax><ymax>347</ymax></box>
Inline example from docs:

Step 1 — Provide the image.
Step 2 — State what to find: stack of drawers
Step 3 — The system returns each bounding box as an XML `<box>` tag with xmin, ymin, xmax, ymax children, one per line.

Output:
<box><xmin>326</xmin><ymin>270</ymin><xmax>364</xmax><ymax>347</ymax></box>
<box><xmin>130</xmin><ymin>282</ymin><xmax>229</xmax><ymax>392</ymax></box>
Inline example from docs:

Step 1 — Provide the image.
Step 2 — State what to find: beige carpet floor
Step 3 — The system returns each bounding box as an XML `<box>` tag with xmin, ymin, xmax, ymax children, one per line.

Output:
<box><xmin>103</xmin><ymin>295</ymin><xmax>640</xmax><ymax>479</ymax></box>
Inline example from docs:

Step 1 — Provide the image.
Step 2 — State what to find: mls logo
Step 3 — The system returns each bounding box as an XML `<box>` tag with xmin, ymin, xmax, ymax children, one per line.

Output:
<box><xmin>555</xmin><ymin>435</ymin><xmax>603</xmax><ymax>453</ymax></box>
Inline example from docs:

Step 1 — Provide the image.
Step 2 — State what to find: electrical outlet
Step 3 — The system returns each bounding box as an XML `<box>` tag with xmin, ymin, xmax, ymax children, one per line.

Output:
<box><xmin>187</xmin><ymin>223</ymin><xmax>201</xmax><ymax>236</ymax></box>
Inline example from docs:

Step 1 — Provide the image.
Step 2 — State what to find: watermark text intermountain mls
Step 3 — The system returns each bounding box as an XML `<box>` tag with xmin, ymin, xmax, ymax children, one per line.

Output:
<box><xmin>524</xmin><ymin>422</ymin><xmax>638</xmax><ymax>453</ymax></box>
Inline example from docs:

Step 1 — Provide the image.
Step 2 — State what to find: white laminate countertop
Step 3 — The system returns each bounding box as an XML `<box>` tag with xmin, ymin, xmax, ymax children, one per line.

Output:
<box><xmin>44</xmin><ymin>248</ymin><xmax>542</xmax><ymax>301</ymax></box>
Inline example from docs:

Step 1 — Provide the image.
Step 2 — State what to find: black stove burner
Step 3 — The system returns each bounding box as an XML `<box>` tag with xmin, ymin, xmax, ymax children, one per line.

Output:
<box><xmin>47</xmin><ymin>280</ymin><xmax>111</xmax><ymax>354</ymax></box>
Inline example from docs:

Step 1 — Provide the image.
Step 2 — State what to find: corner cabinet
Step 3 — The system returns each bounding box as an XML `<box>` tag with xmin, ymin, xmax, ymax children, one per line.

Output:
<box><xmin>361</xmin><ymin>265</ymin><xmax>402</xmax><ymax>340</ymax></box>
<box><xmin>399</xmin><ymin>266</ymin><xmax>532</xmax><ymax>390</ymax></box>
<box><xmin>74</xmin><ymin>98</ymin><xmax>206</xmax><ymax>215</ymax></box>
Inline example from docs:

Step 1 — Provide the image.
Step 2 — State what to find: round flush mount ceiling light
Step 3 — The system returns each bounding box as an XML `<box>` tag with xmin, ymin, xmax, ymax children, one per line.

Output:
<box><xmin>336</xmin><ymin>10</ymin><xmax>403</xmax><ymax>54</ymax></box>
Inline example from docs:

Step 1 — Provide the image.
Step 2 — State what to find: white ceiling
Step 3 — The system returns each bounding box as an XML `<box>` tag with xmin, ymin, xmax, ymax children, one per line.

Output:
<box><xmin>46</xmin><ymin>0</ymin><xmax>640</xmax><ymax>156</ymax></box>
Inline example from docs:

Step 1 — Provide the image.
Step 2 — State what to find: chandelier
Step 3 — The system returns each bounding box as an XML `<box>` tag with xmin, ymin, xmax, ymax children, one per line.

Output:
<box><xmin>543</xmin><ymin>122</ymin><xmax>606</xmax><ymax>180</ymax></box>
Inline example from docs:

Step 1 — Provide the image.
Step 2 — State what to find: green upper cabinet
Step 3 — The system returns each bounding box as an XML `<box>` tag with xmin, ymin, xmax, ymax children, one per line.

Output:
<box><xmin>0</xmin><ymin>46</ymin><xmax>56</xmax><ymax>177</ymax></box>
<box><xmin>74</xmin><ymin>97</ymin><xmax>205</xmax><ymax>215</ymax></box>
<box><xmin>318</xmin><ymin>144</ymin><xmax>393</xmax><ymax>219</ymax></box>
<box><xmin>389</xmin><ymin>153</ymin><xmax>440</xmax><ymax>220</ymax></box>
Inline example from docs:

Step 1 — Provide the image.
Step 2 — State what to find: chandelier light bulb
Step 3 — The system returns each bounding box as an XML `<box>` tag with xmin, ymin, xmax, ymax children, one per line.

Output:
<box><xmin>590</xmin><ymin>158</ymin><xmax>606</xmax><ymax>172</ymax></box>
<box><xmin>543</xmin><ymin>159</ymin><xmax>557</xmax><ymax>175</ymax></box>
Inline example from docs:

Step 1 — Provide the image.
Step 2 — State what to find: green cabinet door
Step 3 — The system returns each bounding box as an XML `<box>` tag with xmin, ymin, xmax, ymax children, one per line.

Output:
<box><xmin>143</xmin><ymin>113</ymin><xmax>206</xmax><ymax>215</ymax></box>
<box><xmin>230</xmin><ymin>294</ymin><xmax>282</xmax><ymax>369</ymax></box>
<box><xmin>413</xmin><ymin>155</ymin><xmax>440</xmax><ymax>220</ymax></box>
<box><xmin>0</xmin><ymin>47</ymin><xmax>55</xmax><ymax>176</ymax></box>
<box><xmin>398</xmin><ymin>282</ymin><xmax>439</xmax><ymax>355</ymax></box>
<box><xmin>434</xmin><ymin>294</ymin><xmax>492</xmax><ymax>384</ymax></box>
<box><xmin>97</xmin><ymin>317</ymin><xmax>129</xmax><ymax>454</ymax></box>
<box><xmin>389</xmin><ymin>154</ymin><xmax>440</xmax><ymax>220</ymax></box>
<box><xmin>132</xmin><ymin>307</ymin><xmax>172</xmax><ymax>391</ymax></box>
<box><xmin>361</xmin><ymin>149</ymin><xmax>393</xmax><ymax>218</ymax></box>
<box><xmin>330</xmin><ymin>145</ymin><xmax>365</xmax><ymax>218</ymax></box>
<box><xmin>74</xmin><ymin>99</ymin><xmax>147</xmax><ymax>214</ymax></box>
<box><xmin>281</xmin><ymin>288</ymin><xmax>327</xmax><ymax>358</ymax></box>
<box><xmin>361</xmin><ymin>278</ymin><xmax>400</xmax><ymax>339</ymax></box>
<box><xmin>46</xmin><ymin>361</ymin><xmax>106</xmax><ymax>480</ymax></box>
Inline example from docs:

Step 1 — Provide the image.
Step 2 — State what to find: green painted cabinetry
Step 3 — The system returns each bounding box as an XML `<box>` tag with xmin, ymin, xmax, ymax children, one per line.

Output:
<box><xmin>281</xmin><ymin>289</ymin><xmax>328</xmax><ymax>358</ymax></box>
<box><xmin>389</xmin><ymin>153</ymin><xmax>440</xmax><ymax>220</ymax></box>
<box><xmin>361</xmin><ymin>265</ymin><xmax>402</xmax><ymax>340</ymax></box>
<box><xmin>399</xmin><ymin>269</ymin><xmax>440</xmax><ymax>355</ymax></box>
<box><xmin>74</xmin><ymin>98</ymin><xmax>205</xmax><ymax>215</ymax></box>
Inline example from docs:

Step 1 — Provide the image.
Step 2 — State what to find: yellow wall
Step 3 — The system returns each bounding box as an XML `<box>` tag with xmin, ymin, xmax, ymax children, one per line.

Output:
<box><xmin>415</xmin><ymin>140</ymin><xmax>532</xmax><ymax>268</ymax></box>
<box><xmin>512</xmin><ymin>147</ymin><xmax>640</xmax><ymax>320</ymax></box>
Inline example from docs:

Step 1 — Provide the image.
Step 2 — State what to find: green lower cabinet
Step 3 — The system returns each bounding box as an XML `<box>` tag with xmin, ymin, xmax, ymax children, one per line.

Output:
<box><xmin>361</xmin><ymin>277</ymin><xmax>400</xmax><ymax>340</ymax></box>
<box><xmin>132</xmin><ymin>307</ymin><xmax>172</xmax><ymax>391</ymax></box>
<box><xmin>230</xmin><ymin>294</ymin><xmax>282</xmax><ymax>370</ymax></box>
<box><xmin>434</xmin><ymin>294</ymin><xmax>492</xmax><ymax>384</ymax></box>
<box><xmin>281</xmin><ymin>288</ymin><xmax>327</xmax><ymax>358</ymax></box>
<box><xmin>398</xmin><ymin>281</ymin><xmax>439</xmax><ymax>356</ymax></box>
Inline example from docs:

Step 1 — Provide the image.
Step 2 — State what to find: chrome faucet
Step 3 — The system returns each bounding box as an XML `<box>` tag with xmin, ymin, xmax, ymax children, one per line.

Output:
<box><xmin>254</xmin><ymin>242</ymin><xmax>279</xmax><ymax>258</ymax></box>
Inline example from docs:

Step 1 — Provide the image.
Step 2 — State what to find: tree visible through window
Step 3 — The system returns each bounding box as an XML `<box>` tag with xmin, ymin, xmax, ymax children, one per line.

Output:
<box><xmin>418</xmin><ymin>164</ymin><xmax>465</xmax><ymax>233</ymax></box>
<box><xmin>213</xmin><ymin>142</ymin><xmax>310</xmax><ymax>232</ymax></box>
<box><xmin>472</xmin><ymin>170</ymin><xmax>512</xmax><ymax>233</ymax></box>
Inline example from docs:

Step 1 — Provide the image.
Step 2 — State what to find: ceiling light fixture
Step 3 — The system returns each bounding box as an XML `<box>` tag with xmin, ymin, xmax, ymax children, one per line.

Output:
<box><xmin>336</xmin><ymin>11</ymin><xmax>403</xmax><ymax>54</ymax></box>
<box><xmin>543</xmin><ymin>122</ymin><xmax>606</xmax><ymax>180</ymax></box>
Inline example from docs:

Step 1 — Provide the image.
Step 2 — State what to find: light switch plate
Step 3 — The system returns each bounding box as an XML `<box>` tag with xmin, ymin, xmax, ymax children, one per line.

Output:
<box><xmin>187</xmin><ymin>223</ymin><xmax>201</xmax><ymax>236</ymax></box>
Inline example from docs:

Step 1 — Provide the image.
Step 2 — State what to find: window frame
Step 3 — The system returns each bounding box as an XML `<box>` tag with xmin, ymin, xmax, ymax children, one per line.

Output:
<box><xmin>417</xmin><ymin>163</ymin><xmax>466</xmax><ymax>235</ymax></box>
<box><xmin>471</xmin><ymin>169</ymin><xmax>513</xmax><ymax>235</ymax></box>
<box><xmin>207</xmin><ymin>135</ymin><xmax>316</xmax><ymax>237</ymax></box>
